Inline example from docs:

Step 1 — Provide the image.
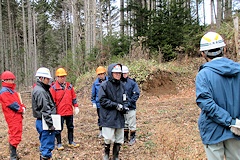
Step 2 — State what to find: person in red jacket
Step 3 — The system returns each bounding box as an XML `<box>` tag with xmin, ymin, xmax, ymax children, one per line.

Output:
<box><xmin>0</xmin><ymin>71</ymin><xmax>26</xmax><ymax>160</ymax></box>
<box><xmin>50</xmin><ymin>67</ymin><xmax>80</xmax><ymax>150</ymax></box>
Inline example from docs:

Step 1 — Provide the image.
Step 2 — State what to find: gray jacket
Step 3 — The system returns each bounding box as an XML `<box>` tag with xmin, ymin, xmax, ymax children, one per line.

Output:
<box><xmin>32</xmin><ymin>80</ymin><xmax>56</xmax><ymax>128</ymax></box>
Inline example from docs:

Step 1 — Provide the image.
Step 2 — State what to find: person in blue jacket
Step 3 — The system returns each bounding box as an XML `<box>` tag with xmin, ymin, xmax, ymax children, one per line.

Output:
<box><xmin>91</xmin><ymin>66</ymin><xmax>108</xmax><ymax>138</ymax></box>
<box><xmin>196</xmin><ymin>31</ymin><xmax>240</xmax><ymax>160</ymax></box>
<box><xmin>98</xmin><ymin>63</ymin><xmax>129</xmax><ymax>160</ymax></box>
<box><xmin>121</xmin><ymin>65</ymin><xmax>140</xmax><ymax>146</ymax></box>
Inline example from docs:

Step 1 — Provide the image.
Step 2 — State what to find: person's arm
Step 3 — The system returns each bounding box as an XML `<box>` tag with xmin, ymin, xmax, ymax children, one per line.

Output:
<box><xmin>129</xmin><ymin>81</ymin><xmax>140</xmax><ymax>104</ymax></box>
<box><xmin>98</xmin><ymin>83</ymin><xmax>118</xmax><ymax>109</ymax></box>
<box><xmin>36</xmin><ymin>91</ymin><xmax>54</xmax><ymax>128</ymax></box>
<box><xmin>91</xmin><ymin>83</ymin><xmax>97</xmax><ymax>104</ymax></box>
<box><xmin>196</xmin><ymin>73</ymin><xmax>233</xmax><ymax>127</ymax></box>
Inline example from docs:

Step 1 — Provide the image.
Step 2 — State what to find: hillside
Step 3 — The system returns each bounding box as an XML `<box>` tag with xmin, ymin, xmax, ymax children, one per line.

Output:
<box><xmin>0</xmin><ymin>58</ymin><xmax>207</xmax><ymax>160</ymax></box>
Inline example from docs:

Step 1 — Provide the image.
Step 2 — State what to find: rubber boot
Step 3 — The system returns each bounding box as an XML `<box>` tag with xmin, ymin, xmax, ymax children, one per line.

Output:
<box><xmin>112</xmin><ymin>143</ymin><xmax>121</xmax><ymax>160</ymax></box>
<box><xmin>56</xmin><ymin>133</ymin><xmax>62</xmax><ymax>144</ymax></box>
<box><xmin>98</xmin><ymin>127</ymin><xmax>103</xmax><ymax>138</ymax></box>
<box><xmin>124</xmin><ymin>129</ymin><xmax>129</xmax><ymax>143</ymax></box>
<box><xmin>9</xmin><ymin>144</ymin><xmax>18</xmax><ymax>160</ymax></box>
<box><xmin>129</xmin><ymin>131</ymin><xmax>136</xmax><ymax>146</ymax></box>
<box><xmin>103</xmin><ymin>143</ymin><xmax>110</xmax><ymax>160</ymax></box>
<box><xmin>68</xmin><ymin>129</ymin><xmax>74</xmax><ymax>144</ymax></box>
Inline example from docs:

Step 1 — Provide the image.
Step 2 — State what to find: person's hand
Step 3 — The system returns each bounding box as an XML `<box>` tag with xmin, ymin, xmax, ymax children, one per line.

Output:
<box><xmin>92</xmin><ymin>103</ymin><xmax>97</xmax><ymax>108</ymax></box>
<box><xmin>49</xmin><ymin>125</ymin><xmax>55</xmax><ymax>131</ymax></box>
<box><xmin>116</xmin><ymin>104</ymin><xmax>123</xmax><ymax>111</ymax></box>
<box><xmin>74</xmin><ymin>107</ymin><xmax>80</xmax><ymax>115</ymax></box>
<box><xmin>230</xmin><ymin>119</ymin><xmax>240</xmax><ymax>136</ymax></box>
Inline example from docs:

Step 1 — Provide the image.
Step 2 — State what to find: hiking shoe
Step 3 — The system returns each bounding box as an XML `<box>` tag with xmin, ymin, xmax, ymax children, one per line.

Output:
<box><xmin>57</xmin><ymin>144</ymin><xmax>64</xmax><ymax>150</ymax></box>
<box><xmin>129</xmin><ymin>138</ymin><xmax>136</xmax><ymax>146</ymax></box>
<box><xmin>68</xmin><ymin>142</ymin><xmax>80</xmax><ymax>148</ymax></box>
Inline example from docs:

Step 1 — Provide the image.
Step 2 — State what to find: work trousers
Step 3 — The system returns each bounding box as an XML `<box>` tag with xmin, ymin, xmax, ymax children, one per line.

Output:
<box><xmin>36</xmin><ymin>119</ymin><xmax>55</xmax><ymax>158</ymax></box>
<box><xmin>56</xmin><ymin>115</ymin><xmax>74</xmax><ymax>144</ymax></box>
<box><xmin>102</xmin><ymin>127</ymin><xmax>124</xmax><ymax>144</ymax></box>
<box><xmin>204</xmin><ymin>138</ymin><xmax>240</xmax><ymax>160</ymax></box>
<box><xmin>124</xmin><ymin>110</ymin><xmax>136</xmax><ymax>131</ymax></box>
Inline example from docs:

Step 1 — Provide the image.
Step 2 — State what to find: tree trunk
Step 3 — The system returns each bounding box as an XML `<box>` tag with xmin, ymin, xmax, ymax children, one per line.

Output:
<box><xmin>120</xmin><ymin>0</ymin><xmax>124</xmax><ymax>35</ymax></box>
<box><xmin>0</xmin><ymin>0</ymin><xmax>4</xmax><ymax>73</ymax></box>
<box><xmin>22</xmin><ymin>0</ymin><xmax>28</xmax><ymax>86</ymax></box>
<box><xmin>216</xmin><ymin>0</ymin><xmax>222</xmax><ymax>27</ymax></box>
<box><xmin>7</xmin><ymin>0</ymin><xmax>13</xmax><ymax>70</ymax></box>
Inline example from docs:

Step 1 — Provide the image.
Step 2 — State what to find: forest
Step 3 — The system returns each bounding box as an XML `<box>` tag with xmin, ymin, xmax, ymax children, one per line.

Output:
<box><xmin>0</xmin><ymin>0</ymin><xmax>240</xmax><ymax>87</ymax></box>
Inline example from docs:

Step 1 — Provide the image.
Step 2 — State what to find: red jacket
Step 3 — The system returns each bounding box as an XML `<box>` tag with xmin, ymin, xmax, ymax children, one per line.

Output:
<box><xmin>0</xmin><ymin>82</ymin><xmax>25</xmax><ymax>147</ymax></box>
<box><xmin>50</xmin><ymin>81</ymin><xmax>78</xmax><ymax>116</ymax></box>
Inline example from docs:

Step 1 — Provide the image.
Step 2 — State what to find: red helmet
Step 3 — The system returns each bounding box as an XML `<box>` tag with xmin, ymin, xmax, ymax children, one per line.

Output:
<box><xmin>1</xmin><ymin>71</ymin><xmax>16</xmax><ymax>80</ymax></box>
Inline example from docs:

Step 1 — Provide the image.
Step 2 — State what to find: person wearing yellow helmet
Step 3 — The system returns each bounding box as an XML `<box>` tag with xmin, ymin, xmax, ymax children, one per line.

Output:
<box><xmin>91</xmin><ymin>66</ymin><xmax>108</xmax><ymax>138</ymax></box>
<box><xmin>196</xmin><ymin>32</ymin><xmax>240</xmax><ymax>159</ymax></box>
<box><xmin>50</xmin><ymin>67</ymin><xmax>80</xmax><ymax>150</ymax></box>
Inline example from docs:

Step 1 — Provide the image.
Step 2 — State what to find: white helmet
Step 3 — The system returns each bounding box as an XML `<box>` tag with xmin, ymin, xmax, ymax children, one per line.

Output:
<box><xmin>111</xmin><ymin>65</ymin><xmax>122</xmax><ymax>73</ymax></box>
<box><xmin>200</xmin><ymin>32</ymin><xmax>226</xmax><ymax>56</ymax></box>
<box><xmin>35</xmin><ymin>67</ymin><xmax>52</xmax><ymax>79</ymax></box>
<box><xmin>122</xmin><ymin>66</ymin><xmax>129</xmax><ymax>73</ymax></box>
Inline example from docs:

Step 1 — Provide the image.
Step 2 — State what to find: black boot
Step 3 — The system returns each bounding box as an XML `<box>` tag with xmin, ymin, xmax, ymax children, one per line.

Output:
<box><xmin>103</xmin><ymin>143</ymin><xmax>110</xmax><ymax>160</ymax></box>
<box><xmin>124</xmin><ymin>129</ymin><xmax>129</xmax><ymax>143</ymax></box>
<box><xmin>129</xmin><ymin>131</ymin><xmax>136</xmax><ymax>146</ymax></box>
<box><xmin>112</xmin><ymin>143</ymin><xmax>121</xmax><ymax>160</ymax></box>
<box><xmin>68</xmin><ymin>129</ymin><xmax>74</xmax><ymax>144</ymax></box>
<box><xmin>9</xmin><ymin>144</ymin><xmax>18</xmax><ymax>160</ymax></box>
<box><xmin>98</xmin><ymin>127</ymin><xmax>103</xmax><ymax>138</ymax></box>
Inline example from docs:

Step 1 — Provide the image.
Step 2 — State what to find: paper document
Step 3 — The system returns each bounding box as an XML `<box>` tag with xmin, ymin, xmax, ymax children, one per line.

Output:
<box><xmin>42</xmin><ymin>114</ymin><xmax>61</xmax><ymax>130</ymax></box>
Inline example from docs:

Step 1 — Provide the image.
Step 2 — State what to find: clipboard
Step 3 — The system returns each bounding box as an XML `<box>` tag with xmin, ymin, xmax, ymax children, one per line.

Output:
<box><xmin>42</xmin><ymin>114</ymin><xmax>61</xmax><ymax>130</ymax></box>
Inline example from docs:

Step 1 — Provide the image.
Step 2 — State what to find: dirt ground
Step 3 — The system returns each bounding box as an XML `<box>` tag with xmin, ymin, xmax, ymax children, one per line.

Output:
<box><xmin>0</xmin><ymin>60</ymin><xmax>207</xmax><ymax>160</ymax></box>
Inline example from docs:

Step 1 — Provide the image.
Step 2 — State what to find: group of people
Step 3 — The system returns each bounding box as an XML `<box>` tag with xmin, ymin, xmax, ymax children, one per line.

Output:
<box><xmin>0</xmin><ymin>67</ymin><xmax>80</xmax><ymax>160</ymax></box>
<box><xmin>2</xmin><ymin>31</ymin><xmax>240</xmax><ymax>160</ymax></box>
<box><xmin>0</xmin><ymin>63</ymin><xmax>140</xmax><ymax>160</ymax></box>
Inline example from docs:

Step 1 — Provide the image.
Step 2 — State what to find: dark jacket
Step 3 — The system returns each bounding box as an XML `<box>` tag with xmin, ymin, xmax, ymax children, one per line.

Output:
<box><xmin>98</xmin><ymin>63</ymin><xmax>125</xmax><ymax>128</ymax></box>
<box><xmin>32</xmin><ymin>80</ymin><xmax>56</xmax><ymax>128</ymax></box>
<box><xmin>196</xmin><ymin>57</ymin><xmax>240</xmax><ymax>145</ymax></box>
<box><xmin>122</xmin><ymin>77</ymin><xmax>140</xmax><ymax>110</ymax></box>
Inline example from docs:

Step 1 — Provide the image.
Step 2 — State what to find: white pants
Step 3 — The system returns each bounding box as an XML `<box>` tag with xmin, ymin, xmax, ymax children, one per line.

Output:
<box><xmin>124</xmin><ymin>110</ymin><xmax>136</xmax><ymax>131</ymax></box>
<box><xmin>102</xmin><ymin>127</ymin><xmax>124</xmax><ymax>144</ymax></box>
<box><xmin>204</xmin><ymin>138</ymin><xmax>240</xmax><ymax>160</ymax></box>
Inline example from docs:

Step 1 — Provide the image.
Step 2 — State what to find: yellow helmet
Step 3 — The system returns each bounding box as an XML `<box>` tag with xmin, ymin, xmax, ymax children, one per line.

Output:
<box><xmin>96</xmin><ymin>66</ymin><xmax>106</xmax><ymax>75</ymax></box>
<box><xmin>55</xmin><ymin>68</ymin><xmax>67</xmax><ymax>77</ymax></box>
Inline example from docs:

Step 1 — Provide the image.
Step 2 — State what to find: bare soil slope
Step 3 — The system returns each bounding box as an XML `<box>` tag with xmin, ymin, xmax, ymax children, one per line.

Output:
<box><xmin>0</xmin><ymin>59</ymin><xmax>207</xmax><ymax>160</ymax></box>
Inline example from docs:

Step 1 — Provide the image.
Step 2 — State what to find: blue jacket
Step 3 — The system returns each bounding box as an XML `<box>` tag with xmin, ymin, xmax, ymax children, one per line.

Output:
<box><xmin>196</xmin><ymin>57</ymin><xmax>240</xmax><ymax>145</ymax></box>
<box><xmin>91</xmin><ymin>76</ymin><xmax>108</xmax><ymax>108</ymax></box>
<box><xmin>122</xmin><ymin>77</ymin><xmax>140</xmax><ymax>110</ymax></box>
<box><xmin>98</xmin><ymin>63</ymin><xmax>125</xmax><ymax>128</ymax></box>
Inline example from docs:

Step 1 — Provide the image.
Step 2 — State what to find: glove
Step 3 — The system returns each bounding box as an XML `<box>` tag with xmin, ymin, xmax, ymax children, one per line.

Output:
<box><xmin>92</xmin><ymin>103</ymin><xmax>97</xmax><ymax>108</ymax></box>
<box><xmin>116</xmin><ymin>104</ymin><xmax>123</xmax><ymax>111</ymax></box>
<box><xmin>230</xmin><ymin>119</ymin><xmax>240</xmax><ymax>136</ymax></box>
<box><xmin>74</xmin><ymin>107</ymin><xmax>80</xmax><ymax>115</ymax></box>
<box><xmin>22</xmin><ymin>107</ymin><xmax>26</xmax><ymax>114</ymax></box>
<box><xmin>123</xmin><ymin>105</ymin><xmax>129</xmax><ymax>112</ymax></box>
